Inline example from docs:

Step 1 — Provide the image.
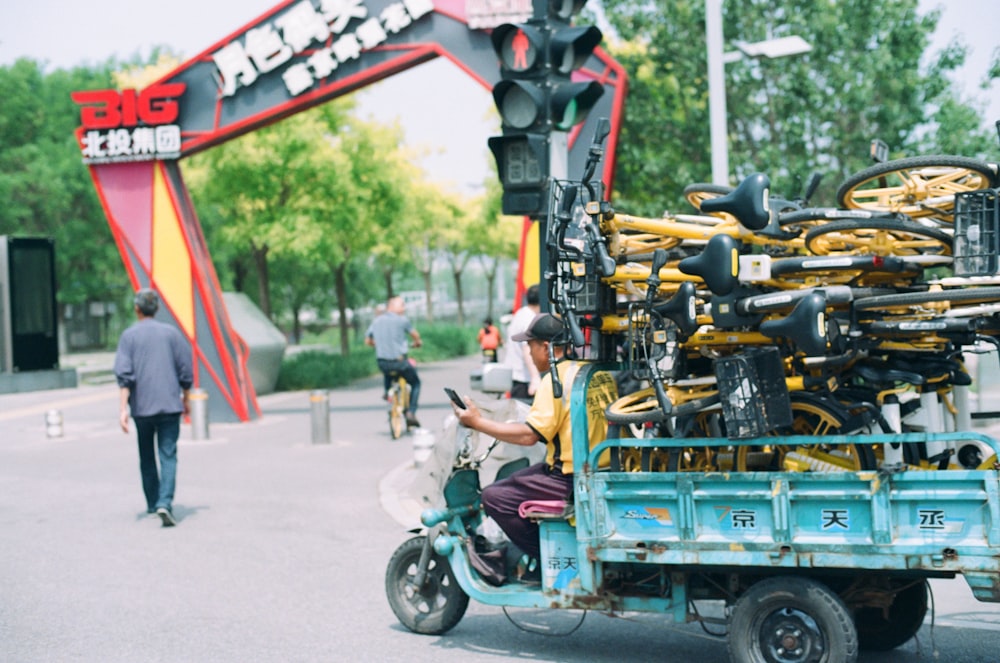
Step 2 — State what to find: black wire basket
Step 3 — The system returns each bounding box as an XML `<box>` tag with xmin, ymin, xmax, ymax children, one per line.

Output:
<box><xmin>953</xmin><ymin>188</ymin><xmax>1000</xmax><ymax>277</ymax></box>
<box><xmin>714</xmin><ymin>346</ymin><xmax>792</xmax><ymax>439</ymax></box>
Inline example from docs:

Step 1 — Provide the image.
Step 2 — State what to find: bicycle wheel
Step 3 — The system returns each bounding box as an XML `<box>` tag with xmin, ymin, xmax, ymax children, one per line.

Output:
<box><xmin>804</xmin><ymin>217</ymin><xmax>952</xmax><ymax>257</ymax></box>
<box><xmin>388</xmin><ymin>379</ymin><xmax>408</xmax><ymax>439</ymax></box>
<box><xmin>853</xmin><ymin>286</ymin><xmax>1000</xmax><ymax>313</ymax></box>
<box><xmin>605</xmin><ymin>387</ymin><xmax>669</xmax><ymax>424</ymax></box>
<box><xmin>683</xmin><ymin>182</ymin><xmax>733</xmax><ymax>211</ymax></box>
<box><xmin>837</xmin><ymin>155</ymin><xmax>998</xmax><ymax>220</ymax></box>
<box><xmin>736</xmin><ymin>394</ymin><xmax>877</xmax><ymax>472</ymax></box>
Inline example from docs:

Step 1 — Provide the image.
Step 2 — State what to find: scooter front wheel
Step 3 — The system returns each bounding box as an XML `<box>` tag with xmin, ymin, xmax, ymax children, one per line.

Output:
<box><xmin>385</xmin><ymin>536</ymin><xmax>469</xmax><ymax>635</ymax></box>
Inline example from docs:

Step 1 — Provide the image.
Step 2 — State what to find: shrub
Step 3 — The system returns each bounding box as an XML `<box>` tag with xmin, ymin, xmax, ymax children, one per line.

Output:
<box><xmin>275</xmin><ymin>322</ymin><xmax>477</xmax><ymax>391</ymax></box>
<box><xmin>275</xmin><ymin>348</ymin><xmax>377</xmax><ymax>391</ymax></box>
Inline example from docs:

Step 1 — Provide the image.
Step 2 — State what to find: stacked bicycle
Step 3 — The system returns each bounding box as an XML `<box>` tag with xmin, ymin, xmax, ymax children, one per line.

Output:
<box><xmin>545</xmin><ymin>119</ymin><xmax>1000</xmax><ymax>474</ymax></box>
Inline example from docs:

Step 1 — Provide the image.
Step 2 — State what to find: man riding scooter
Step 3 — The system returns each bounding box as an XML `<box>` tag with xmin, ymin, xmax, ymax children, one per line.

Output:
<box><xmin>450</xmin><ymin>313</ymin><xmax>617</xmax><ymax>578</ymax></box>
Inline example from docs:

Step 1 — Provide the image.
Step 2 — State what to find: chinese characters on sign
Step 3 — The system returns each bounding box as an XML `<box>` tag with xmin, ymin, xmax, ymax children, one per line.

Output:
<box><xmin>71</xmin><ymin>84</ymin><xmax>186</xmax><ymax>164</ymax></box>
<box><xmin>464</xmin><ymin>0</ymin><xmax>531</xmax><ymax>30</ymax></box>
<box><xmin>212</xmin><ymin>0</ymin><xmax>433</xmax><ymax>99</ymax></box>
<box><xmin>821</xmin><ymin>509</ymin><xmax>850</xmax><ymax>531</ymax></box>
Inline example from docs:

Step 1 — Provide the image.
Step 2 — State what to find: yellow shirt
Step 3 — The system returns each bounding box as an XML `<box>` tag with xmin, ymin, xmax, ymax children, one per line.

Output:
<box><xmin>525</xmin><ymin>362</ymin><xmax>618</xmax><ymax>474</ymax></box>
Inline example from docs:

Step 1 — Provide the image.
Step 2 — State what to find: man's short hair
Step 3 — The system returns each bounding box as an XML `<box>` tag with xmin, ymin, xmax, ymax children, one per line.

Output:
<box><xmin>134</xmin><ymin>288</ymin><xmax>159</xmax><ymax>316</ymax></box>
<box><xmin>525</xmin><ymin>284</ymin><xmax>540</xmax><ymax>306</ymax></box>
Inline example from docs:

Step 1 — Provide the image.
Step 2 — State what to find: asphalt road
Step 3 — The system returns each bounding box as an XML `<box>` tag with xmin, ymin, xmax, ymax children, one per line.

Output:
<box><xmin>2</xmin><ymin>354</ymin><xmax>1000</xmax><ymax>662</ymax></box>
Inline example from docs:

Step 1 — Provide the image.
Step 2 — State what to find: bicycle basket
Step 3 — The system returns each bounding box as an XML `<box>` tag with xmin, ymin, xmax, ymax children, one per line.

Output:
<box><xmin>953</xmin><ymin>188</ymin><xmax>1000</xmax><ymax>276</ymax></box>
<box><xmin>626</xmin><ymin>304</ymin><xmax>681</xmax><ymax>380</ymax></box>
<box><xmin>714</xmin><ymin>346</ymin><xmax>792</xmax><ymax>439</ymax></box>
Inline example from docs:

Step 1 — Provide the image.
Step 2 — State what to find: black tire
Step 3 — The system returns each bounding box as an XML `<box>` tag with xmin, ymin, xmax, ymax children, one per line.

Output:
<box><xmin>728</xmin><ymin>576</ymin><xmax>859</xmax><ymax>663</ymax></box>
<box><xmin>605</xmin><ymin>387</ymin><xmax>669</xmax><ymax>425</ymax></box>
<box><xmin>837</xmin><ymin>155</ymin><xmax>998</xmax><ymax>219</ymax></box>
<box><xmin>853</xmin><ymin>285</ymin><xmax>1000</xmax><ymax>312</ymax></box>
<box><xmin>804</xmin><ymin>217</ymin><xmax>953</xmax><ymax>257</ymax></box>
<box><xmin>853</xmin><ymin>579</ymin><xmax>928</xmax><ymax>651</ymax></box>
<box><xmin>385</xmin><ymin>536</ymin><xmax>469</xmax><ymax>635</ymax></box>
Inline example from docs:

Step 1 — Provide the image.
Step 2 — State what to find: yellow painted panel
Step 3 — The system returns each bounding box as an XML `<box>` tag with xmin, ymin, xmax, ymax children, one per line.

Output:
<box><xmin>151</xmin><ymin>166</ymin><xmax>194</xmax><ymax>337</ymax></box>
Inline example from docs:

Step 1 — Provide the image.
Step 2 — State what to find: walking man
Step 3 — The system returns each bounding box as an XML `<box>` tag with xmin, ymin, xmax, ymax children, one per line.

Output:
<box><xmin>114</xmin><ymin>288</ymin><xmax>193</xmax><ymax>527</ymax></box>
<box><xmin>366</xmin><ymin>295</ymin><xmax>423</xmax><ymax>428</ymax></box>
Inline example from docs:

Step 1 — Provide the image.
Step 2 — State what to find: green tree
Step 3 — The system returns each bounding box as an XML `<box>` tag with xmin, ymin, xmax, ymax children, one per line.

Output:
<box><xmin>599</xmin><ymin>0</ymin><xmax>997</xmax><ymax>213</ymax></box>
<box><xmin>186</xmin><ymin>100</ymin><xmax>354</xmax><ymax>320</ymax></box>
<box><xmin>0</xmin><ymin>59</ymin><xmax>126</xmax><ymax>321</ymax></box>
<box><xmin>469</xmin><ymin>174</ymin><xmax>520</xmax><ymax>319</ymax></box>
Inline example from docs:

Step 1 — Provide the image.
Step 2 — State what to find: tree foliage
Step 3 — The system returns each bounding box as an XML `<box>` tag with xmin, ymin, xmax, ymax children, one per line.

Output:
<box><xmin>0</xmin><ymin>59</ymin><xmax>124</xmax><ymax>307</ymax></box>
<box><xmin>599</xmin><ymin>0</ymin><xmax>998</xmax><ymax>213</ymax></box>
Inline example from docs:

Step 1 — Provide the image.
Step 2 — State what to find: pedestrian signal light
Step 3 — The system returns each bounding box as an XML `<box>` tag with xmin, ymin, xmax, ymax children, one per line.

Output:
<box><xmin>491</xmin><ymin>24</ymin><xmax>545</xmax><ymax>76</ymax></box>
<box><xmin>549</xmin><ymin>0</ymin><xmax>588</xmax><ymax>22</ymax></box>
<box><xmin>493</xmin><ymin>80</ymin><xmax>547</xmax><ymax>130</ymax></box>
<box><xmin>549</xmin><ymin>26</ymin><xmax>602</xmax><ymax>75</ymax></box>
<box><xmin>550</xmin><ymin>81</ymin><xmax>604</xmax><ymax>130</ymax></box>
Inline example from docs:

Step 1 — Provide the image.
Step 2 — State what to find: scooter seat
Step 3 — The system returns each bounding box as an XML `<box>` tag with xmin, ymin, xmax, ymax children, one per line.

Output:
<box><xmin>519</xmin><ymin>500</ymin><xmax>574</xmax><ymax>521</ymax></box>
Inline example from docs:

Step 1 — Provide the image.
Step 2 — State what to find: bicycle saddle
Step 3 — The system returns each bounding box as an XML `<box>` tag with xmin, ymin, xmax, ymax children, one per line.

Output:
<box><xmin>678</xmin><ymin>234</ymin><xmax>740</xmax><ymax>295</ymax></box>
<box><xmin>887</xmin><ymin>354</ymin><xmax>973</xmax><ymax>387</ymax></box>
<box><xmin>850</xmin><ymin>359</ymin><xmax>925</xmax><ymax>387</ymax></box>
<box><xmin>759</xmin><ymin>291</ymin><xmax>828</xmax><ymax>356</ymax></box>
<box><xmin>653</xmin><ymin>281</ymin><xmax>699</xmax><ymax>337</ymax></box>
<box><xmin>699</xmin><ymin>172</ymin><xmax>771</xmax><ymax>231</ymax></box>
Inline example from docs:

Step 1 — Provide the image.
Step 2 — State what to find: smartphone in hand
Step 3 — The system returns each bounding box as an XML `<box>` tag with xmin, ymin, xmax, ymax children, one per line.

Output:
<box><xmin>444</xmin><ymin>387</ymin><xmax>467</xmax><ymax>409</ymax></box>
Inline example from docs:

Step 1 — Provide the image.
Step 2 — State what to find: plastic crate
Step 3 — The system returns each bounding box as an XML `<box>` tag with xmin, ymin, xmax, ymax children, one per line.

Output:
<box><xmin>714</xmin><ymin>346</ymin><xmax>792</xmax><ymax>439</ymax></box>
<box><xmin>953</xmin><ymin>188</ymin><xmax>1000</xmax><ymax>277</ymax></box>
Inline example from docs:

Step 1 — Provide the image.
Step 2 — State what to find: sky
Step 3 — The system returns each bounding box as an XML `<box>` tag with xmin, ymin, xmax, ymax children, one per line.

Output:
<box><xmin>1</xmin><ymin>0</ymin><xmax>998</xmax><ymax>194</ymax></box>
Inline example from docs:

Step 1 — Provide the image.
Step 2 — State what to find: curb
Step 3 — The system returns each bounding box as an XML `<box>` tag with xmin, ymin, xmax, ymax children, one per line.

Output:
<box><xmin>379</xmin><ymin>460</ymin><xmax>423</xmax><ymax>531</ymax></box>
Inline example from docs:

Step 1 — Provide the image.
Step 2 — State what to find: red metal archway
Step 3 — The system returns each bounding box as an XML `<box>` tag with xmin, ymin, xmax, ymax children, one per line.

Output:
<box><xmin>73</xmin><ymin>0</ymin><xmax>626</xmax><ymax>422</ymax></box>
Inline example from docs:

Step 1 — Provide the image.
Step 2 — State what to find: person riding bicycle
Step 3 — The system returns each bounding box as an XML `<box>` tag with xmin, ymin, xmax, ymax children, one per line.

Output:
<box><xmin>366</xmin><ymin>295</ymin><xmax>423</xmax><ymax>428</ymax></box>
<box><xmin>477</xmin><ymin>317</ymin><xmax>501</xmax><ymax>362</ymax></box>
<box><xmin>451</xmin><ymin>313</ymin><xmax>617</xmax><ymax>572</ymax></box>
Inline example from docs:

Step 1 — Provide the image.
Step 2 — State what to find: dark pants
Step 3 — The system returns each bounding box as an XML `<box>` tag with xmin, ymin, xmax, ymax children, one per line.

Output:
<box><xmin>134</xmin><ymin>413</ymin><xmax>180</xmax><ymax>512</ymax></box>
<box><xmin>377</xmin><ymin>358</ymin><xmax>421</xmax><ymax>414</ymax></box>
<box><xmin>510</xmin><ymin>381</ymin><xmax>532</xmax><ymax>403</ymax></box>
<box><xmin>480</xmin><ymin>463</ymin><xmax>573</xmax><ymax>559</ymax></box>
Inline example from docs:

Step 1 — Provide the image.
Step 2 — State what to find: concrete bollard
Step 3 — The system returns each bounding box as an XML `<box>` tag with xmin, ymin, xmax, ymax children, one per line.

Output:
<box><xmin>310</xmin><ymin>390</ymin><xmax>330</xmax><ymax>444</ymax></box>
<box><xmin>45</xmin><ymin>409</ymin><xmax>63</xmax><ymax>438</ymax></box>
<box><xmin>411</xmin><ymin>428</ymin><xmax>435</xmax><ymax>467</ymax></box>
<box><xmin>189</xmin><ymin>389</ymin><xmax>209</xmax><ymax>440</ymax></box>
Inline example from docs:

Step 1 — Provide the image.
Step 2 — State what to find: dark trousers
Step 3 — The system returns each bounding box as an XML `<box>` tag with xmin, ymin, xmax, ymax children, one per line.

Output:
<box><xmin>480</xmin><ymin>462</ymin><xmax>573</xmax><ymax>559</ymax></box>
<box><xmin>134</xmin><ymin>413</ymin><xmax>180</xmax><ymax>511</ymax></box>
<box><xmin>510</xmin><ymin>381</ymin><xmax>532</xmax><ymax>403</ymax></box>
<box><xmin>377</xmin><ymin>358</ymin><xmax>421</xmax><ymax>413</ymax></box>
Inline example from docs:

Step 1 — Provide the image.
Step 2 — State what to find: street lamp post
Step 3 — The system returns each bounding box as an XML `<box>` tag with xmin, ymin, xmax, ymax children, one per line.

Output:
<box><xmin>706</xmin><ymin>0</ymin><xmax>812</xmax><ymax>185</ymax></box>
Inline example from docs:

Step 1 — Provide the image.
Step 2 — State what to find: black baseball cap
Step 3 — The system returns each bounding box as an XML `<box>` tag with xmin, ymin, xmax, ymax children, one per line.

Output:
<box><xmin>512</xmin><ymin>314</ymin><xmax>565</xmax><ymax>342</ymax></box>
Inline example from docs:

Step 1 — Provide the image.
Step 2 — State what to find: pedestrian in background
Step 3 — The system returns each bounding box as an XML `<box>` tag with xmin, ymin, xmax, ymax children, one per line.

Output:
<box><xmin>114</xmin><ymin>288</ymin><xmax>193</xmax><ymax>527</ymax></box>
<box><xmin>502</xmin><ymin>284</ymin><xmax>541</xmax><ymax>401</ymax></box>
<box><xmin>477</xmin><ymin>317</ymin><xmax>501</xmax><ymax>362</ymax></box>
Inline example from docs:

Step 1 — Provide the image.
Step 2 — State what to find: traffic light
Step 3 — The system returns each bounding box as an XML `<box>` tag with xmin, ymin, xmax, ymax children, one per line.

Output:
<box><xmin>488</xmin><ymin>3</ymin><xmax>604</xmax><ymax>216</ymax></box>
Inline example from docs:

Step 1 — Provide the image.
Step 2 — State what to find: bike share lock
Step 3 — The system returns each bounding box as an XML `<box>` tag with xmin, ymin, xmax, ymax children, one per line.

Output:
<box><xmin>189</xmin><ymin>388</ymin><xmax>209</xmax><ymax>440</ymax></box>
<box><xmin>310</xmin><ymin>390</ymin><xmax>330</xmax><ymax>444</ymax></box>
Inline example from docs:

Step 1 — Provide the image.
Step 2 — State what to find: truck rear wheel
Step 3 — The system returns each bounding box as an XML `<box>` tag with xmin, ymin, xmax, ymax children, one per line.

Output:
<box><xmin>728</xmin><ymin>576</ymin><xmax>858</xmax><ymax>663</ymax></box>
<box><xmin>853</xmin><ymin>579</ymin><xmax>928</xmax><ymax>651</ymax></box>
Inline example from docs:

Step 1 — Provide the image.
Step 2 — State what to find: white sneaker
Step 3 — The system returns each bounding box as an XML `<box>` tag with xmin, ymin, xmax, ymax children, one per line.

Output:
<box><xmin>156</xmin><ymin>507</ymin><xmax>177</xmax><ymax>527</ymax></box>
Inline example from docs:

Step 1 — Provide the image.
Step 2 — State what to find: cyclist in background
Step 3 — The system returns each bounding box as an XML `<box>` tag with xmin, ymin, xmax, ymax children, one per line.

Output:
<box><xmin>477</xmin><ymin>317</ymin><xmax>502</xmax><ymax>362</ymax></box>
<box><xmin>366</xmin><ymin>295</ymin><xmax>423</xmax><ymax>428</ymax></box>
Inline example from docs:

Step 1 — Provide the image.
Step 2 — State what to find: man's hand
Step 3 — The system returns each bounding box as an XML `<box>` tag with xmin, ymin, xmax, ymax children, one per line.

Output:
<box><xmin>452</xmin><ymin>397</ymin><xmax>480</xmax><ymax>427</ymax></box>
<box><xmin>119</xmin><ymin>410</ymin><xmax>130</xmax><ymax>433</ymax></box>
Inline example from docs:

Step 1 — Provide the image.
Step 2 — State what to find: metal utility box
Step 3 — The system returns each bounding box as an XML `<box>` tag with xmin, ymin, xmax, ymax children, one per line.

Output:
<box><xmin>0</xmin><ymin>237</ymin><xmax>59</xmax><ymax>372</ymax></box>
